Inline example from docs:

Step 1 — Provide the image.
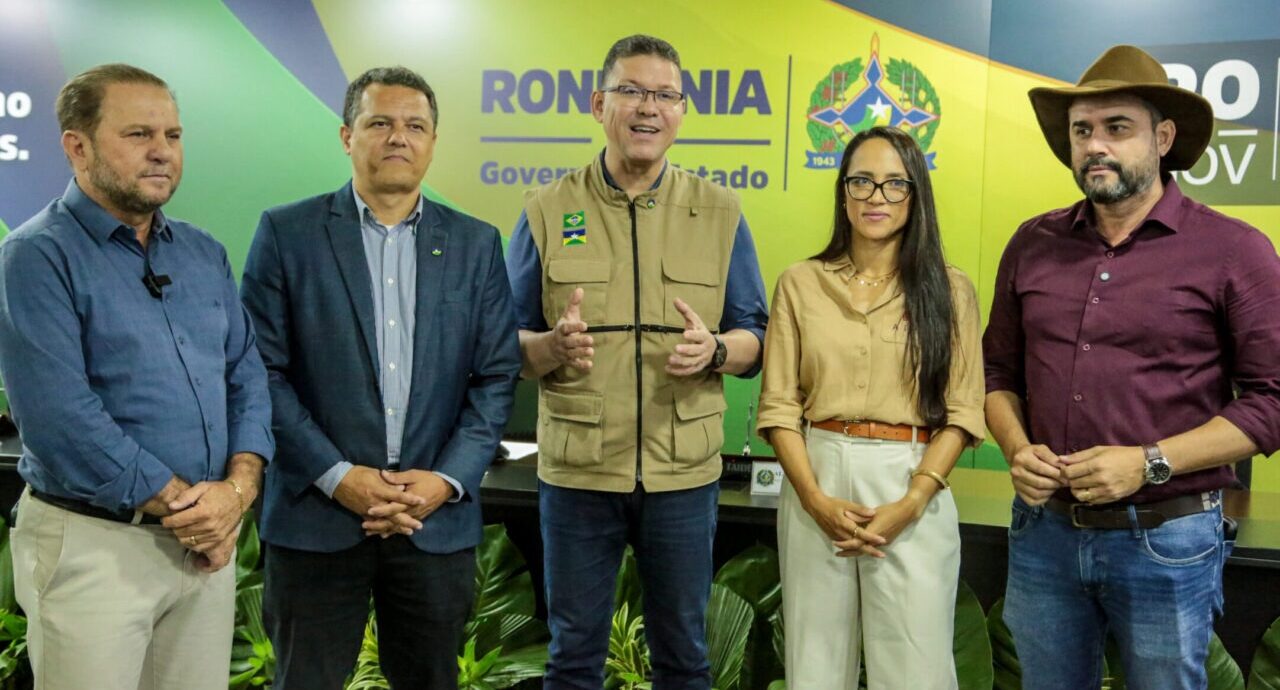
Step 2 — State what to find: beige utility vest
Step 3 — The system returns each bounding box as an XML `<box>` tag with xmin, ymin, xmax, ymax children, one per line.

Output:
<box><xmin>524</xmin><ymin>156</ymin><xmax>740</xmax><ymax>492</ymax></box>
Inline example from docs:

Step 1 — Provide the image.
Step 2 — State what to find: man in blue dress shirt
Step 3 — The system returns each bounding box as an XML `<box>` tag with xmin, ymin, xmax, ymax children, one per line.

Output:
<box><xmin>240</xmin><ymin>67</ymin><xmax>520</xmax><ymax>689</ymax></box>
<box><xmin>0</xmin><ymin>64</ymin><xmax>273</xmax><ymax>690</ymax></box>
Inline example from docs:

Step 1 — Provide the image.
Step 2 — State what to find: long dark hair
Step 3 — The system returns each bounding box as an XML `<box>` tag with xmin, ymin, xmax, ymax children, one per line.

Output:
<box><xmin>813</xmin><ymin>127</ymin><xmax>955</xmax><ymax>428</ymax></box>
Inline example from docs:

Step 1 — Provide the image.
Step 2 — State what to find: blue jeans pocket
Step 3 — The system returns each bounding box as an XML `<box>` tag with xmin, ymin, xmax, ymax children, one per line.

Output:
<box><xmin>1141</xmin><ymin>509</ymin><xmax>1221</xmax><ymax>567</ymax></box>
<box><xmin>1009</xmin><ymin>496</ymin><xmax>1041</xmax><ymax>538</ymax></box>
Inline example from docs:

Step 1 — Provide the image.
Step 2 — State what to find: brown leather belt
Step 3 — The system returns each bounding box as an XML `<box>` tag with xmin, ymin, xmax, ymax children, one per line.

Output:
<box><xmin>1045</xmin><ymin>492</ymin><xmax>1216</xmax><ymax>529</ymax></box>
<box><xmin>810</xmin><ymin>419</ymin><xmax>931</xmax><ymax>444</ymax></box>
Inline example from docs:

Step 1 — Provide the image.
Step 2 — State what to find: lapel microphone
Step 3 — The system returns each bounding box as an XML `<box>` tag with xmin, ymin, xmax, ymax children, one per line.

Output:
<box><xmin>141</xmin><ymin>251</ymin><xmax>172</xmax><ymax>299</ymax></box>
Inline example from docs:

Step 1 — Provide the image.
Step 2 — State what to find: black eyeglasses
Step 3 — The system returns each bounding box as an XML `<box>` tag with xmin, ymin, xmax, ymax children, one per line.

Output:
<box><xmin>843</xmin><ymin>175</ymin><xmax>914</xmax><ymax>203</ymax></box>
<box><xmin>601</xmin><ymin>85</ymin><xmax>686</xmax><ymax>108</ymax></box>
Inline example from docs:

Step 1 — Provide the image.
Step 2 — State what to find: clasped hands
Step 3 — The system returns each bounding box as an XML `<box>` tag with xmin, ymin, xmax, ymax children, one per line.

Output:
<box><xmin>550</xmin><ymin>288</ymin><xmax>718</xmax><ymax>376</ymax></box>
<box><xmin>1008</xmin><ymin>443</ymin><xmax>1146</xmax><ymax>506</ymax></box>
<box><xmin>140</xmin><ymin>476</ymin><xmax>248</xmax><ymax>574</ymax></box>
<box><xmin>802</xmin><ymin>491</ymin><xmax>930</xmax><ymax>559</ymax></box>
<box><xmin>333</xmin><ymin>466</ymin><xmax>455</xmax><ymax>538</ymax></box>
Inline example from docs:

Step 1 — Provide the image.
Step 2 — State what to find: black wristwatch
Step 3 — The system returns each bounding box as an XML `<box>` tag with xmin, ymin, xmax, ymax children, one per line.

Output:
<box><xmin>707</xmin><ymin>335</ymin><xmax>727</xmax><ymax>371</ymax></box>
<box><xmin>1142</xmin><ymin>443</ymin><xmax>1172</xmax><ymax>485</ymax></box>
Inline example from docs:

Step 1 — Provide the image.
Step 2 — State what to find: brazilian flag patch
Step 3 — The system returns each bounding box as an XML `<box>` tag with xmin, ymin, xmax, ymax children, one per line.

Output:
<box><xmin>562</xmin><ymin>211</ymin><xmax>587</xmax><ymax>246</ymax></box>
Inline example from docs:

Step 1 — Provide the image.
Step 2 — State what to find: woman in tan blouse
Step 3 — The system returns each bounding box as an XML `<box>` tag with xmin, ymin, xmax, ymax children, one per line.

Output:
<box><xmin>757</xmin><ymin>126</ymin><xmax>984</xmax><ymax>690</ymax></box>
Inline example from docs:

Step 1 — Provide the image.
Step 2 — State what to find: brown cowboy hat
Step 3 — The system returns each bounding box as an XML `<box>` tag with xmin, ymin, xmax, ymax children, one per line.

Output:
<box><xmin>1028</xmin><ymin>45</ymin><xmax>1214</xmax><ymax>170</ymax></box>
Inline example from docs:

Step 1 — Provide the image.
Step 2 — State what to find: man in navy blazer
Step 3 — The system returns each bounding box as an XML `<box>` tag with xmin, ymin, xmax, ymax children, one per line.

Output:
<box><xmin>240</xmin><ymin>66</ymin><xmax>521</xmax><ymax>690</ymax></box>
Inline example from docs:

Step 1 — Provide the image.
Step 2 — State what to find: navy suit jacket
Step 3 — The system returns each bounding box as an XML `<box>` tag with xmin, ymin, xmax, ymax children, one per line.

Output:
<box><xmin>241</xmin><ymin>182</ymin><xmax>520</xmax><ymax>553</ymax></box>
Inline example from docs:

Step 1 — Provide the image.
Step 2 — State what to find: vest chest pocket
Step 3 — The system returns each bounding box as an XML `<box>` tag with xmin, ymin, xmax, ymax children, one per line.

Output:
<box><xmin>547</xmin><ymin>259</ymin><xmax>611</xmax><ymax>324</ymax></box>
<box><xmin>662</xmin><ymin>255</ymin><xmax>722</xmax><ymax>330</ymax></box>
<box><xmin>672</xmin><ymin>385</ymin><xmax>728</xmax><ymax>465</ymax></box>
<box><xmin>540</xmin><ymin>388</ymin><xmax>605</xmax><ymax>467</ymax></box>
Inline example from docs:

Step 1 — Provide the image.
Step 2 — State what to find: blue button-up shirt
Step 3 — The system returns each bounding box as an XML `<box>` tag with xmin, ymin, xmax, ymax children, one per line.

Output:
<box><xmin>312</xmin><ymin>189</ymin><xmax>463</xmax><ymax>500</ymax></box>
<box><xmin>0</xmin><ymin>179</ymin><xmax>274</xmax><ymax>512</ymax></box>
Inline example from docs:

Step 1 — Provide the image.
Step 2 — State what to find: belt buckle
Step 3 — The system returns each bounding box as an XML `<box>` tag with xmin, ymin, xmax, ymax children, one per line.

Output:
<box><xmin>1070</xmin><ymin>503</ymin><xmax>1090</xmax><ymax>529</ymax></box>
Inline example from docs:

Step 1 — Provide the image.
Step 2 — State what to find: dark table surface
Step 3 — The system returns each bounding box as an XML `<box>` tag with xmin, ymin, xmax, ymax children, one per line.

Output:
<box><xmin>4</xmin><ymin>434</ymin><xmax>1276</xmax><ymax>565</ymax></box>
<box><xmin>482</xmin><ymin>452</ymin><xmax>1280</xmax><ymax>567</ymax></box>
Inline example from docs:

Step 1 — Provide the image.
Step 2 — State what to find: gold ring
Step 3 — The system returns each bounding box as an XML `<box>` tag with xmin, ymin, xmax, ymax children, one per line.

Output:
<box><xmin>187</xmin><ymin>535</ymin><xmax>198</xmax><ymax>546</ymax></box>
<box><xmin>1081</xmin><ymin>488</ymin><xmax>1092</xmax><ymax>502</ymax></box>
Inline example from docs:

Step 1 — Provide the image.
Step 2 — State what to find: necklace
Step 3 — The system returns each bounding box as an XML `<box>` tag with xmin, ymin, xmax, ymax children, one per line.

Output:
<box><xmin>852</xmin><ymin>268</ymin><xmax>897</xmax><ymax>287</ymax></box>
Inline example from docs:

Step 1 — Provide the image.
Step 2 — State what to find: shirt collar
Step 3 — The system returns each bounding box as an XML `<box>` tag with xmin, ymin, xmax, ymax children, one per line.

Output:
<box><xmin>64</xmin><ymin>178</ymin><xmax>173</xmax><ymax>245</ymax></box>
<box><xmin>1072</xmin><ymin>173</ymin><xmax>1184</xmax><ymax>236</ymax></box>
<box><xmin>352</xmin><ymin>186</ymin><xmax>424</xmax><ymax>232</ymax></box>
<box><xmin>599</xmin><ymin>149</ymin><xmax>666</xmax><ymax>192</ymax></box>
<box><xmin>820</xmin><ymin>253</ymin><xmax>857</xmax><ymax>281</ymax></box>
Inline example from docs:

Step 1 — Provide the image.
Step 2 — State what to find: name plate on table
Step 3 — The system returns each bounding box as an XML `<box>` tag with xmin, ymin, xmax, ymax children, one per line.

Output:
<box><xmin>750</xmin><ymin>461</ymin><xmax>784</xmax><ymax>496</ymax></box>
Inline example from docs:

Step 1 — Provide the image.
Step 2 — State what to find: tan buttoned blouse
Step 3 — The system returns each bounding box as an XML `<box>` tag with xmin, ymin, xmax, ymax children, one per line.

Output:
<box><xmin>756</xmin><ymin>256</ymin><xmax>985</xmax><ymax>444</ymax></box>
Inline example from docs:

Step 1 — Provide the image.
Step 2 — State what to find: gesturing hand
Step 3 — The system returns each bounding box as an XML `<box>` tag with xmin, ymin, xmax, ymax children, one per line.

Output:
<box><xmin>666</xmin><ymin>298</ymin><xmax>716</xmax><ymax>376</ymax></box>
<box><xmin>552</xmin><ymin>287</ymin><xmax>594</xmax><ymax>371</ymax></box>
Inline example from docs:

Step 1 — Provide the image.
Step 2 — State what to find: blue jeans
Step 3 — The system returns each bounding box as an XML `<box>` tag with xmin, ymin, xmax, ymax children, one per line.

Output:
<box><xmin>1003</xmin><ymin>494</ymin><xmax>1232</xmax><ymax>690</ymax></box>
<box><xmin>540</xmin><ymin>480</ymin><xmax>718</xmax><ymax>690</ymax></box>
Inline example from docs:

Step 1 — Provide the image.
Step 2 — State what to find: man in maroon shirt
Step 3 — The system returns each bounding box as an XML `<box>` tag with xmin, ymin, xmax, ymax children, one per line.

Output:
<box><xmin>984</xmin><ymin>45</ymin><xmax>1280</xmax><ymax>690</ymax></box>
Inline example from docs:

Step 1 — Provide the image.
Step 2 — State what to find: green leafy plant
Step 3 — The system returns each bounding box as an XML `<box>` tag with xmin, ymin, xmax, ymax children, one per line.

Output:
<box><xmin>768</xmin><ymin>607</ymin><xmax>785</xmax><ymax>677</ymax></box>
<box><xmin>346</xmin><ymin>613</ymin><xmax>389</xmax><ymax>690</ymax></box>
<box><xmin>459</xmin><ymin>613</ymin><xmax>548</xmax><ymax>690</ymax></box>
<box><xmin>713</xmin><ymin>545</ymin><xmax>784</xmax><ymax>689</ymax></box>
<box><xmin>614</xmin><ymin>546</ymin><xmax>644</xmax><ymax>621</ymax></box>
<box><xmin>986</xmin><ymin>598</ymin><xmax>1020</xmax><ymax>690</ymax></box>
<box><xmin>606</xmin><ymin>548</ymin><xmax>650</xmax><ymax>690</ymax></box>
<box><xmin>705</xmin><ymin>583</ymin><xmax>754</xmax><ymax>690</ymax></box>
<box><xmin>0</xmin><ymin>519</ymin><xmax>30</xmax><ymax>690</ymax></box>
<box><xmin>235</xmin><ymin>511</ymin><xmax>262</xmax><ymax>589</ymax></box>
<box><xmin>1249</xmin><ymin>615</ymin><xmax>1280</xmax><ymax>689</ymax></box>
<box><xmin>1208</xmin><ymin>632</ymin><xmax>1246</xmax><ymax>690</ymax></box>
<box><xmin>462</xmin><ymin>524</ymin><xmax>549</xmax><ymax>687</ymax></box>
<box><xmin>457</xmin><ymin>636</ymin><xmax>503</xmax><ymax>690</ymax></box>
<box><xmin>470</xmin><ymin>525</ymin><xmax>538</xmax><ymax>632</ymax></box>
<box><xmin>229</xmin><ymin>513</ymin><xmax>273</xmax><ymax>689</ymax></box>
<box><xmin>605</xmin><ymin>601</ymin><xmax>651</xmax><ymax>690</ymax></box>
<box><xmin>228</xmin><ymin>583</ymin><xmax>274</xmax><ymax>689</ymax></box>
<box><xmin>954</xmin><ymin>580</ymin><xmax>994</xmax><ymax>690</ymax></box>
<box><xmin>0</xmin><ymin>609</ymin><xmax>27</xmax><ymax>689</ymax></box>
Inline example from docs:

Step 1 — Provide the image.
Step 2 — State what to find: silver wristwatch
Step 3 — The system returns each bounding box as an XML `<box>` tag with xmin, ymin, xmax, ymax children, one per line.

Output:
<box><xmin>1142</xmin><ymin>443</ymin><xmax>1172</xmax><ymax>485</ymax></box>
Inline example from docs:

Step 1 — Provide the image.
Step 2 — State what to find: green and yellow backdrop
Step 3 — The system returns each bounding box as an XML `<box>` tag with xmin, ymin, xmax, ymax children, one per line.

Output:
<box><xmin>1</xmin><ymin>0</ymin><xmax>1276</xmax><ymax>483</ymax></box>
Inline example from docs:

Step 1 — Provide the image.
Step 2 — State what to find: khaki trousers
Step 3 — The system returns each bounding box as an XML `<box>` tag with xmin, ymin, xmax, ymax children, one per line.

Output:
<box><xmin>11</xmin><ymin>490</ymin><xmax>235</xmax><ymax>690</ymax></box>
<box><xmin>779</xmin><ymin>428</ymin><xmax>960</xmax><ymax>690</ymax></box>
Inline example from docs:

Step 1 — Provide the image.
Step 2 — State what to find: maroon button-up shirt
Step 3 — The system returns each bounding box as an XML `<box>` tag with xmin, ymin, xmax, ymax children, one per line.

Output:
<box><xmin>983</xmin><ymin>178</ymin><xmax>1280</xmax><ymax>504</ymax></box>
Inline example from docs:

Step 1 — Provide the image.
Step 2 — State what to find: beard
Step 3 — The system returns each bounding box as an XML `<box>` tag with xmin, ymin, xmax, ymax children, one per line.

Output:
<box><xmin>87</xmin><ymin>151</ymin><xmax>177</xmax><ymax>216</ymax></box>
<box><xmin>1073</xmin><ymin>151</ymin><xmax>1158</xmax><ymax>204</ymax></box>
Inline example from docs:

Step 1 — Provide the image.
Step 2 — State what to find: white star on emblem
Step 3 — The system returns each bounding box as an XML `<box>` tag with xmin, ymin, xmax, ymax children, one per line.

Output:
<box><xmin>869</xmin><ymin>97</ymin><xmax>891</xmax><ymax>121</ymax></box>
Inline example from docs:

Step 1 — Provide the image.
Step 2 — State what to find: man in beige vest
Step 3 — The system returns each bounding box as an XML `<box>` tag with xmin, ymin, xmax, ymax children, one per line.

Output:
<box><xmin>505</xmin><ymin>34</ymin><xmax>767</xmax><ymax>690</ymax></box>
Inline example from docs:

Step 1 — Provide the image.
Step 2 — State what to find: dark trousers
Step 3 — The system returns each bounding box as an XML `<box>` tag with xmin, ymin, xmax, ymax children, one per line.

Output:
<box><xmin>264</xmin><ymin>536</ymin><xmax>476</xmax><ymax>690</ymax></box>
<box><xmin>540</xmin><ymin>480</ymin><xmax>719</xmax><ymax>690</ymax></box>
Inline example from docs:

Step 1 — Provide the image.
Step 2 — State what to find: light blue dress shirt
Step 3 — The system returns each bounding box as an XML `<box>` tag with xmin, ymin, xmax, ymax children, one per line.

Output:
<box><xmin>313</xmin><ymin>189</ymin><xmax>462</xmax><ymax>501</ymax></box>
